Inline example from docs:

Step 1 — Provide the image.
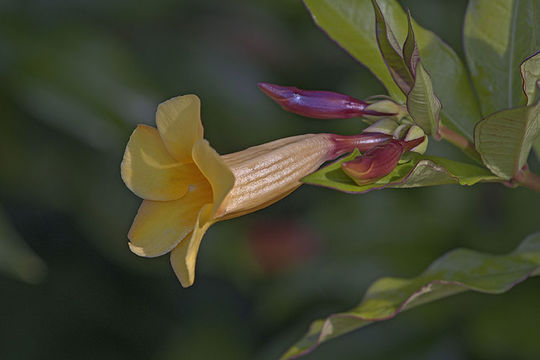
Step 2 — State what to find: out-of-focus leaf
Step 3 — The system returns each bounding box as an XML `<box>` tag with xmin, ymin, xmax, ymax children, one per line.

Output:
<box><xmin>304</xmin><ymin>0</ymin><xmax>481</xmax><ymax>140</ymax></box>
<box><xmin>281</xmin><ymin>232</ymin><xmax>540</xmax><ymax>359</ymax></box>
<box><xmin>303</xmin><ymin>149</ymin><xmax>499</xmax><ymax>192</ymax></box>
<box><xmin>464</xmin><ymin>0</ymin><xmax>540</xmax><ymax>116</ymax></box>
<box><xmin>0</xmin><ymin>206</ymin><xmax>47</xmax><ymax>284</ymax></box>
<box><xmin>520</xmin><ymin>51</ymin><xmax>540</xmax><ymax>106</ymax></box>
<box><xmin>371</xmin><ymin>0</ymin><xmax>413</xmax><ymax>94</ymax></box>
<box><xmin>474</xmin><ymin>101</ymin><xmax>540</xmax><ymax>179</ymax></box>
<box><xmin>3</xmin><ymin>26</ymin><xmax>158</xmax><ymax>151</ymax></box>
<box><xmin>407</xmin><ymin>62</ymin><xmax>441</xmax><ymax>137</ymax></box>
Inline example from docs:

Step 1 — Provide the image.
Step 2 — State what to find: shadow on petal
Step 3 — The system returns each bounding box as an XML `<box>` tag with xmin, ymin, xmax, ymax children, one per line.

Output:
<box><xmin>128</xmin><ymin>180</ymin><xmax>212</xmax><ymax>258</ymax></box>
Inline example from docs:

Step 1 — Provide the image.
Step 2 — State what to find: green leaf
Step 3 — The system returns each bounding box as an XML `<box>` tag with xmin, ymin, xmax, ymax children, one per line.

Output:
<box><xmin>281</xmin><ymin>232</ymin><xmax>540</xmax><ymax>359</ymax></box>
<box><xmin>302</xmin><ymin>149</ymin><xmax>499</xmax><ymax>192</ymax></box>
<box><xmin>406</xmin><ymin>62</ymin><xmax>442</xmax><ymax>137</ymax></box>
<box><xmin>534</xmin><ymin>136</ymin><xmax>540</xmax><ymax>160</ymax></box>
<box><xmin>474</xmin><ymin>101</ymin><xmax>540</xmax><ymax>179</ymax></box>
<box><xmin>402</xmin><ymin>10</ymin><xmax>420</xmax><ymax>75</ymax></box>
<box><xmin>304</xmin><ymin>0</ymin><xmax>482</xmax><ymax>140</ymax></box>
<box><xmin>464</xmin><ymin>0</ymin><xmax>540</xmax><ymax>116</ymax></box>
<box><xmin>0</xmin><ymin>206</ymin><xmax>47</xmax><ymax>284</ymax></box>
<box><xmin>303</xmin><ymin>0</ymin><xmax>404</xmax><ymax>101</ymax></box>
<box><xmin>520</xmin><ymin>51</ymin><xmax>540</xmax><ymax>106</ymax></box>
<box><xmin>371</xmin><ymin>0</ymin><xmax>413</xmax><ymax>94</ymax></box>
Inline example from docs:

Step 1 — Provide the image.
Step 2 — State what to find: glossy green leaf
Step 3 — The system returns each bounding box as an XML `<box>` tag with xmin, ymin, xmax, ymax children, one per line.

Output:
<box><xmin>520</xmin><ymin>51</ymin><xmax>540</xmax><ymax>106</ymax></box>
<box><xmin>281</xmin><ymin>232</ymin><xmax>540</xmax><ymax>359</ymax></box>
<box><xmin>304</xmin><ymin>0</ymin><xmax>481</xmax><ymax>140</ymax></box>
<box><xmin>303</xmin><ymin>149</ymin><xmax>499</xmax><ymax>193</ymax></box>
<box><xmin>0</xmin><ymin>206</ymin><xmax>47</xmax><ymax>284</ymax></box>
<box><xmin>303</xmin><ymin>0</ymin><xmax>404</xmax><ymax>100</ymax></box>
<box><xmin>407</xmin><ymin>62</ymin><xmax>442</xmax><ymax>137</ymax></box>
<box><xmin>474</xmin><ymin>101</ymin><xmax>540</xmax><ymax>179</ymax></box>
<box><xmin>402</xmin><ymin>10</ymin><xmax>420</xmax><ymax>76</ymax></box>
<box><xmin>371</xmin><ymin>0</ymin><xmax>413</xmax><ymax>94</ymax></box>
<box><xmin>464</xmin><ymin>0</ymin><xmax>540</xmax><ymax>116</ymax></box>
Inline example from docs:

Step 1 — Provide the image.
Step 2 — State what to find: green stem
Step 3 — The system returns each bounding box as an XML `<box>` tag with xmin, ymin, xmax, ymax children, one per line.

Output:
<box><xmin>438</xmin><ymin>125</ymin><xmax>482</xmax><ymax>164</ymax></box>
<box><xmin>515</xmin><ymin>169</ymin><xmax>540</xmax><ymax>193</ymax></box>
<box><xmin>437</xmin><ymin>126</ymin><xmax>540</xmax><ymax>192</ymax></box>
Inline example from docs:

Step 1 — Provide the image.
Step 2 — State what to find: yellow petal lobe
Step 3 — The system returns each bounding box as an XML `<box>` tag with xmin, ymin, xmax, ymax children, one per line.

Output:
<box><xmin>156</xmin><ymin>95</ymin><xmax>204</xmax><ymax>164</ymax></box>
<box><xmin>121</xmin><ymin>125</ymin><xmax>204</xmax><ymax>201</ymax></box>
<box><xmin>192</xmin><ymin>139</ymin><xmax>235</xmax><ymax>217</ymax></box>
<box><xmin>128</xmin><ymin>180</ymin><xmax>212</xmax><ymax>258</ymax></box>
<box><xmin>170</xmin><ymin>203</ymin><xmax>214</xmax><ymax>287</ymax></box>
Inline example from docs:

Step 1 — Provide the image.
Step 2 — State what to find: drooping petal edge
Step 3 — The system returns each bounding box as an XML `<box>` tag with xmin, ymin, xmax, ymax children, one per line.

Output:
<box><xmin>169</xmin><ymin>203</ymin><xmax>214</xmax><ymax>287</ymax></box>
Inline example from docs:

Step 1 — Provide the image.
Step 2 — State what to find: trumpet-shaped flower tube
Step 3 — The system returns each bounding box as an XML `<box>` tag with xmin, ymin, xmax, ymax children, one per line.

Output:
<box><xmin>121</xmin><ymin>95</ymin><xmax>392</xmax><ymax>287</ymax></box>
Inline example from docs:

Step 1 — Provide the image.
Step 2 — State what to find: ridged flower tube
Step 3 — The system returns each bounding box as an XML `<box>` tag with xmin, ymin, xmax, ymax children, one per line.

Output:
<box><xmin>121</xmin><ymin>95</ymin><xmax>392</xmax><ymax>287</ymax></box>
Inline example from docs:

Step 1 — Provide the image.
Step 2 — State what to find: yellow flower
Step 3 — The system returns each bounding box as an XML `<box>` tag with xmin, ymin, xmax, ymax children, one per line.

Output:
<box><xmin>121</xmin><ymin>95</ymin><xmax>376</xmax><ymax>287</ymax></box>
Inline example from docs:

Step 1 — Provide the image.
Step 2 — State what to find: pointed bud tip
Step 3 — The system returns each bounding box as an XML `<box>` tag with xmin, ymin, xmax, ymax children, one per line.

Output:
<box><xmin>258</xmin><ymin>82</ymin><xmax>295</xmax><ymax>101</ymax></box>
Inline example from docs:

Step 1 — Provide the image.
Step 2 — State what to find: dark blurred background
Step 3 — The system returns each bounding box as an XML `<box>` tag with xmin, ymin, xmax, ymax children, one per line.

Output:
<box><xmin>1</xmin><ymin>0</ymin><xmax>539</xmax><ymax>359</ymax></box>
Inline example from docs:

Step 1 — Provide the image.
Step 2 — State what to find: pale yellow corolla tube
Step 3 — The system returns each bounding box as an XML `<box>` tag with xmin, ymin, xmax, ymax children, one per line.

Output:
<box><xmin>121</xmin><ymin>95</ymin><xmax>389</xmax><ymax>287</ymax></box>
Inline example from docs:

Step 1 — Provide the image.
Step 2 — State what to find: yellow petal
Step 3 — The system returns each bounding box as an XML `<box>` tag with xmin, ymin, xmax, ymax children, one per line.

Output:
<box><xmin>156</xmin><ymin>95</ymin><xmax>204</xmax><ymax>164</ymax></box>
<box><xmin>121</xmin><ymin>125</ymin><xmax>205</xmax><ymax>201</ymax></box>
<box><xmin>127</xmin><ymin>180</ymin><xmax>212</xmax><ymax>257</ymax></box>
<box><xmin>169</xmin><ymin>203</ymin><xmax>214</xmax><ymax>287</ymax></box>
<box><xmin>191</xmin><ymin>139</ymin><xmax>235</xmax><ymax>217</ymax></box>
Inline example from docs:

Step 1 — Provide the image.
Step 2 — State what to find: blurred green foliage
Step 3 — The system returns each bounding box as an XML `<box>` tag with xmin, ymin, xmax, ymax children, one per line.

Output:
<box><xmin>0</xmin><ymin>0</ymin><xmax>539</xmax><ymax>359</ymax></box>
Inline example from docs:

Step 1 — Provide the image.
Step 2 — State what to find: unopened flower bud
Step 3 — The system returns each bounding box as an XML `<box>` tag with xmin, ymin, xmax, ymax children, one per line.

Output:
<box><xmin>258</xmin><ymin>82</ymin><xmax>394</xmax><ymax>119</ymax></box>
<box><xmin>363</xmin><ymin>118</ymin><xmax>400</xmax><ymax>135</ymax></box>
<box><xmin>329</xmin><ymin>132</ymin><xmax>393</xmax><ymax>155</ymax></box>
<box><xmin>341</xmin><ymin>136</ymin><xmax>425</xmax><ymax>185</ymax></box>
<box><xmin>403</xmin><ymin>125</ymin><xmax>428</xmax><ymax>154</ymax></box>
<box><xmin>342</xmin><ymin>140</ymin><xmax>403</xmax><ymax>185</ymax></box>
<box><xmin>363</xmin><ymin>99</ymin><xmax>408</xmax><ymax>122</ymax></box>
<box><xmin>393</xmin><ymin>124</ymin><xmax>410</xmax><ymax>139</ymax></box>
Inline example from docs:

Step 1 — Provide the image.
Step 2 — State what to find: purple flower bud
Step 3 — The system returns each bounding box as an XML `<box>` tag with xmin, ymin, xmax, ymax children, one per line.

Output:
<box><xmin>329</xmin><ymin>133</ymin><xmax>393</xmax><ymax>157</ymax></box>
<box><xmin>342</xmin><ymin>140</ymin><xmax>404</xmax><ymax>185</ymax></box>
<box><xmin>258</xmin><ymin>82</ymin><xmax>394</xmax><ymax>119</ymax></box>
<box><xmin>341</xmin><ymin>136</ymin><xmax>425</xmax><ymax>185</ymax></box>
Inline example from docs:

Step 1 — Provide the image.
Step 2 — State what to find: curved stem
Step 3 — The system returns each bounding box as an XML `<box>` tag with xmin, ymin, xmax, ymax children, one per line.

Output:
<box><xmin>515</xmin><ymin>169</ymin><xmax>540</xmax><ymax>193</ymax></box>
<box><xmin>438</xmin><ymin>125</ymin><xmax>482</xmax><ymax>164</ymax></box>
<box><xmin>437</xmin><ymin>125</ymin><xmax>540</xmax><ymax>192</ymax></box>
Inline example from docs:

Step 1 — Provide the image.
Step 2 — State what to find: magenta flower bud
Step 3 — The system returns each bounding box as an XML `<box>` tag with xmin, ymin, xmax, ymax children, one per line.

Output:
<box><xmin>258</xmin><ymin>82</ymin><xmax>394</xmax><ymax>119</ymax></box>
<box><xmin>341</xmin><ymin>136</ymin><xmax>425</xmax><ymax>185</ymax></box>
